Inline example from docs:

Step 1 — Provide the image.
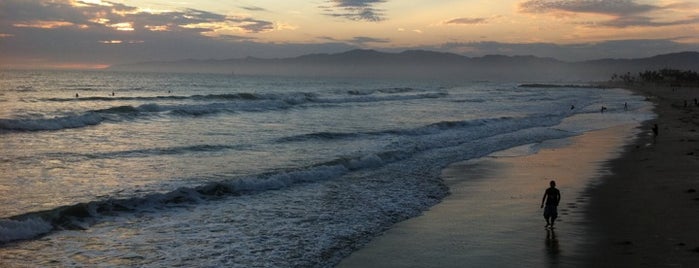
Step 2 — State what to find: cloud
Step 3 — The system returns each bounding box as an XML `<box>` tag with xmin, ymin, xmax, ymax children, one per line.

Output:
<box><xmin>663</xmin><ymin>2</ymin><xmax>699</xmax><ymax>10</ymax></box>
<box><xmin>12</xmin><ymin>20</ymin><xmax>77</xmax><ymax>29</ymax></box>
<box><xmin>0</xmin><ymin>0</ymin><xmax>299</xmax><ymax>67</ymax></box>
<box><xmin>349</xmin><ymin>36</ymin><xmax>390</xmax><ymax>45</ymax></box>
<box><xmin>321</xmin><ymin>0</ymin><xmax>387</xmax><ymax>22</ymax></box>
<box><xmin>598</xmin><ymin>15</ymin><xmax>699</xmax><ymax>28</ymax></box>
<box><xmin>239</xmin><ymin>6</ymin><xmax>268</xmax><ymax>12</ymax></box>
<box><xmin>443</xmin><ymin>17</ymin><xmax>489</xmax><ymax>25</ymax></box>
<box><xmin>518</xmin><ymin>0</ymin><xmax>699</xmax><ymax>28</ymax></box>
<box><xmin>0</xmin><ymin>0</ymin><xmax>276</xmax><ymax>35</ymax></box>
<box><xmin>398</xmin><ymin>28</ymin><xmax>423</xmax><ymax>33</ymax></box>
<box><xmin>216</xmin><ymin>34</ymin><xmax>257</xmax><ymax>42</ymax></box>
<box><xmin>319</xmin><ymin>35</ymin><xmax>389</xmax><ymax>46</ymax></box>
<box><xmin>227</xmin><ymin>17</ymin><xmax>275</xmax><ymax>33</ymax></box>
<box><xmin>1</xmin><ymin>0</ymin><xmax>697</xmax><ymax>68</ymax></box>
<box><xmin>519</xmin><ymin>0</ymin><xmax>658</xmax><ymax>16</ymax></box>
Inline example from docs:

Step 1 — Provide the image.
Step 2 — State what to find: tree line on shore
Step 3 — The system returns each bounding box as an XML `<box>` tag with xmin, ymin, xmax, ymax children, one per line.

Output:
<box><xmin>611</xmin><ymin>68</ymin><xmax>699</xmax><ymax>86</ymax></box>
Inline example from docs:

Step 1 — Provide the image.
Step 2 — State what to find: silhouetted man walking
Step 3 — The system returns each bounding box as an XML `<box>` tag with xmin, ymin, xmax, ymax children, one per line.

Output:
<box><xmin>541</xmin><ymin>180</ymin><xmax>561</xmax><ymax>229</ymax></box>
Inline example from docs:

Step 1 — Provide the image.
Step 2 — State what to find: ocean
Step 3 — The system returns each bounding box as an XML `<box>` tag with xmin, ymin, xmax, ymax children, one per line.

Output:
<box><xmin>0</xmin><ymin>70</ymin><xmax>653</xmax><ymax>267</ymax></box>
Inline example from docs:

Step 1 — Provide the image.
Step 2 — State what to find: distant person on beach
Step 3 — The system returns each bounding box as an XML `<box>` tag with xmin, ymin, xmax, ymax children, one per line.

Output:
<box><xmin>541</xmin><ymin>180</ymin><xmax>561</xmax><ymax>228</ymax></box>
<box><xmin>652</xmin><ymin>123</ymin><xmax>659</xmax><ymax>141</ymax></box>
<box><xmin>624</xmin><ymin>102</ymin><xmax>628</xmax><ymax>111</ymax></box>
<box><xmin>600</xmin><ymin>106</ymin><xmax>607</xmax><ymax>113</ymax></box>
<box><xmin>570</xmin><ymin>104</ymin><xmax>575</xmax><ymax>110</ymax></box>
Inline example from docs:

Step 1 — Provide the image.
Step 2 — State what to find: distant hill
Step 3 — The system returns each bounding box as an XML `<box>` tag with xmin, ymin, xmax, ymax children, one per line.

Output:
<box><xmin>107</xmin><ymin>50</ymin><xmax>699</xmax><ymax>82</ymax></box>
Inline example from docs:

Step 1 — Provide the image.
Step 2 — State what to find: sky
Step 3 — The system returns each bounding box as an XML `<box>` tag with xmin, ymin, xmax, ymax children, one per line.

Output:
<box><xmin>1</xmin><ymin>0</ymin><xmax>699</xmax><ymax>69</ymax></box>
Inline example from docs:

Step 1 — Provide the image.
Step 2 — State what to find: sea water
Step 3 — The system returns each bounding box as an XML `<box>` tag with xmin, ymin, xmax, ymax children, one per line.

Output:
<box><xmin>0</xmin><ymin>70</ymin><xmax>653</xmax><ymax>267</ymax></box>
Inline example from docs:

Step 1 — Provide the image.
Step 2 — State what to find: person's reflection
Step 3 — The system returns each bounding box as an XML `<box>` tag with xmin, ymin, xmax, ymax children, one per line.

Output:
<box><xmin>545</xmin><ymin>228</ymin><xmax>560</xmax><ymax>265</ymax></box>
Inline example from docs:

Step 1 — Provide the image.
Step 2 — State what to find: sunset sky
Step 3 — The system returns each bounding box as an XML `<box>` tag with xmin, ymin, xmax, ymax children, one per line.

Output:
<box><xmin>1</xmin><ymin>0</ymin><xmax>699</xmax><ymax>69</ymax></box>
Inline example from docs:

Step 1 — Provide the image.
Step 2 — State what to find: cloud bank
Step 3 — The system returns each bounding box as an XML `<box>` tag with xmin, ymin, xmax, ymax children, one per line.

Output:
<box><xmin>0</xmin><ymin>0</ymin><xmax>319</xmax><ymax>66</ymax></box>
<box><xmin>0</xmin><ymin>0</ymin><xmax>697</xmax><ymax>68</ymax></box>
<box><xmin>519</xmin><ymin>0</ymin><xmax>658</xmax><ymax>16</ymax></box>
<box><xmin>519</xmin><ymin>0</ymin><xmax>699</xmax><ymax>28</ymax></box>
<box><xmin>321</xmin><ymin>0</ymin><xmax>387</xmax><ymax>22</ymax></box>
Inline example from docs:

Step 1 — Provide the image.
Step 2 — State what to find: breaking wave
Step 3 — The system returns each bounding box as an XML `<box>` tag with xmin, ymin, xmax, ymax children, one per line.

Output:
<box><xmin>3</xmin><ymin>90</ymin><xmax>448</xmax><ymax>132</ymax></box>
<box><xmin>0</xmin><ymin>109</ymin><xmax>575</xmax><ymax>245</ymax></box>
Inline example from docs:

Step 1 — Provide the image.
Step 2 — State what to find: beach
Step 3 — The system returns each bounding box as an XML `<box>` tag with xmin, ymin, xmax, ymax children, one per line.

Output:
<box><xmin>585</xmin><ymin>84</ymin><xmax>699</xmax><ymax>267</ymax></box>
<box><xmin>338</xmin><ymin>125</ymin><xmax>638</xmax><ymax>267</ymax></box>
<box><xmin>338</xmin><ymin>83</ymin><xmax>699</xmax><ymax>267</ymax></box>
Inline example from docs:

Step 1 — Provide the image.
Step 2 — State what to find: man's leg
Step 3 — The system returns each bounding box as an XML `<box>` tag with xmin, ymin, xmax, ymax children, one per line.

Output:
<box><xmin>550</xmin><ymin>208</ymin><xmax>557</xmax><ymax>228</ymax></box>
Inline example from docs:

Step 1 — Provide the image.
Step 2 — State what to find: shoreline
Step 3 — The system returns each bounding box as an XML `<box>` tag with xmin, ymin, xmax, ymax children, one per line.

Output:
<box><xmin>338</xmin><ymin>121</ymin><xmax>641</xmax><ymax>267</ymax></box>
<box><xmin>336</xmin><ymin>83</ymin><xmax>699</xmax><ymax>267</ymax></box>
<box><xmin>584</xmin><ymin>83</ymin><xmax>699</xmax><ymax>266</ymax></box>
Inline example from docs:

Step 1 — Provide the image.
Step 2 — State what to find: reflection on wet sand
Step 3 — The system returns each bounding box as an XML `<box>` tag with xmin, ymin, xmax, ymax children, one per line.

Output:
<box><xmin>545</xmin><ymin>228</ymin><xmax>560</xmax><ymax>266</ymax></box>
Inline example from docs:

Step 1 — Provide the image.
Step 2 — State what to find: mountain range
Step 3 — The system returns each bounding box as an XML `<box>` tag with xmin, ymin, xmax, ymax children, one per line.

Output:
<box><xmin>108</xmin><ymin>50</ymin><xmax>699</xmax><ymax>82</ymax></box>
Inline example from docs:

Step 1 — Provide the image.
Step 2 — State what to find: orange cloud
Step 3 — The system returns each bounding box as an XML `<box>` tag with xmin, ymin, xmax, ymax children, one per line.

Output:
<box><xmin>109</xmin><ymin>22</ymin><xmax>134</xmax><ymax>31</ymax></box>
<box><xmin>443</xmin><ymin>17</ymin><xmax>489</xmax><ymax>25</ymax></box>
<box><xmin>145</xmin><ymin>25</ymin><xmax>171</xmax><ymax>32</ymax></box>
<box><xmin>13</xmin><ymin>20</ymin><xmax>75</xmax><ymax>29</ymax></box>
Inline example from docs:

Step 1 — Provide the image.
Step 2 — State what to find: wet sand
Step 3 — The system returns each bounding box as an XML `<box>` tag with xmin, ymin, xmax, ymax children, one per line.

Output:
<box><xmin>337</xmin><ymin>83</ymin><xmax>699</xmax><ymax>267</ymax></box>
<box><xmin>584</xmin><ymin>84</ymin><xmax>699</xmax><ymax>267</ymax></box>
<box><xmin>338</xmin><ymin>124</ymin><xmax>639</xmax><ymax>267</ymax></box>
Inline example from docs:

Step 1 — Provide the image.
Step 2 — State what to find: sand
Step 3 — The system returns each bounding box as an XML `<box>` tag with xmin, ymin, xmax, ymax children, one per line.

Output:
<box><xmin>338</xmin><ymin>123</ymin><xmax>640</xmax><ymax>267</ymax></box>
<box><xmin>584</xmin><ymin>84</ymin><xmax>699</xmax><ymax>267</ymax></box>
<box><xmin>337</xmin><ymin>83</ymin><xmax>699</xmax><ymax>267</ymax></box>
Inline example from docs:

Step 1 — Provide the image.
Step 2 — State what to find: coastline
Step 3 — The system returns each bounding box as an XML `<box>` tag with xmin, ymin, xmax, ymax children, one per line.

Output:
<box><xmin>338</xmin><ymin>121</ymin><xmax>641</xmax><ymax>267</ymax></box>
<box><xmin>584</xmin><ymin>83</ymin><xmax>699</xmax><ymax>267</ymax></box>
<box><xmin>337</xmin><ymin>83</ymin><xmax>699</xmax><ymax>267</ymax></box>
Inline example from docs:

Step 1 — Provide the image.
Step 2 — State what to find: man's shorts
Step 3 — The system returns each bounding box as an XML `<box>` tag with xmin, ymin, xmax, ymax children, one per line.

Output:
<box><xmin>544</xmin><ymin>205</ymin><xmax>558</xmax><ymax>218</ymax></box>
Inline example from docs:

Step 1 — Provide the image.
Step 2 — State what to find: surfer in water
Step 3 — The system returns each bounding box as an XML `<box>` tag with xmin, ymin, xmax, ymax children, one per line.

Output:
<box><xmin>541</xmin><ymin>180</ymin><xmax>561</xmax><ymax>229</ymax></box>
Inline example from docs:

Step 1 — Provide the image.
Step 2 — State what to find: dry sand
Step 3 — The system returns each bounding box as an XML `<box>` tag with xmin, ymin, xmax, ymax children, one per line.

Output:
<box><xmin>585</xmin><ymin>84</ymin><xmax>699</xmax><ymax>267</ymax></box>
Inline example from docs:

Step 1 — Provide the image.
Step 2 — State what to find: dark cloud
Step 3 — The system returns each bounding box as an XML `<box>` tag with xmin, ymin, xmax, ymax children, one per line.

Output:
<box><xmin>319</xmin><ymin>35</ymin><xmax>389</xmax><ymax>45</ymax></box>
<box><xmin>1</xmin><ymin>0</ymin><xmax>87</xmax><ymax>23</ymax></box>
<box><xmin>321</xmin><ymin>0</ymin><xmax>386</xmax><ymax>22</ymax></box>
<box><xmin>0</xmin><ymin>0</ymin><xmax>293</xmax><ymax>66</ymax></box>
<box><xmin>216</xmin><ymin>34</ymin><xmax>257</xmax><ymax>42</ymax></box>
<box><xmin>228</xmin><ymin>17</ymin><xmax>275</xmax><ymax>33</ymax></box>
<box><xmin>519</xmin><ymin>0</ymin><xmax>657</xmax><ymax>16</ymax></box>
<box><xmin>444</xmin><ymin>17</ymin><xmax>488</xmax><ymax>25</ymax></box>
<box><xmin>0</xmin><ymin>21</ymin><xmax>356</xmax><ymax>66</ymax></box>
<box><xmin>599</xmin><ymin>15</ymin><xmax>699</xmax><ymax>28</ymax></box>
<box><xmin>519</xmin><ymin>0</ymin><xmax>699</xmax><ymax>28</ymax></box>
<box><xmin>349</xmin><ymin>36</ymin><xmax>390</xmax><ymax>45</ymax></box>
<box><xmin>240</xmin><ymin>6</ymin><xmax>267</xmax><ymax>12</ymax></box>
<box><xmin>0</xmin><ymin>0</ymin><xmax>274</xmax><ymax>35</ymax></box>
